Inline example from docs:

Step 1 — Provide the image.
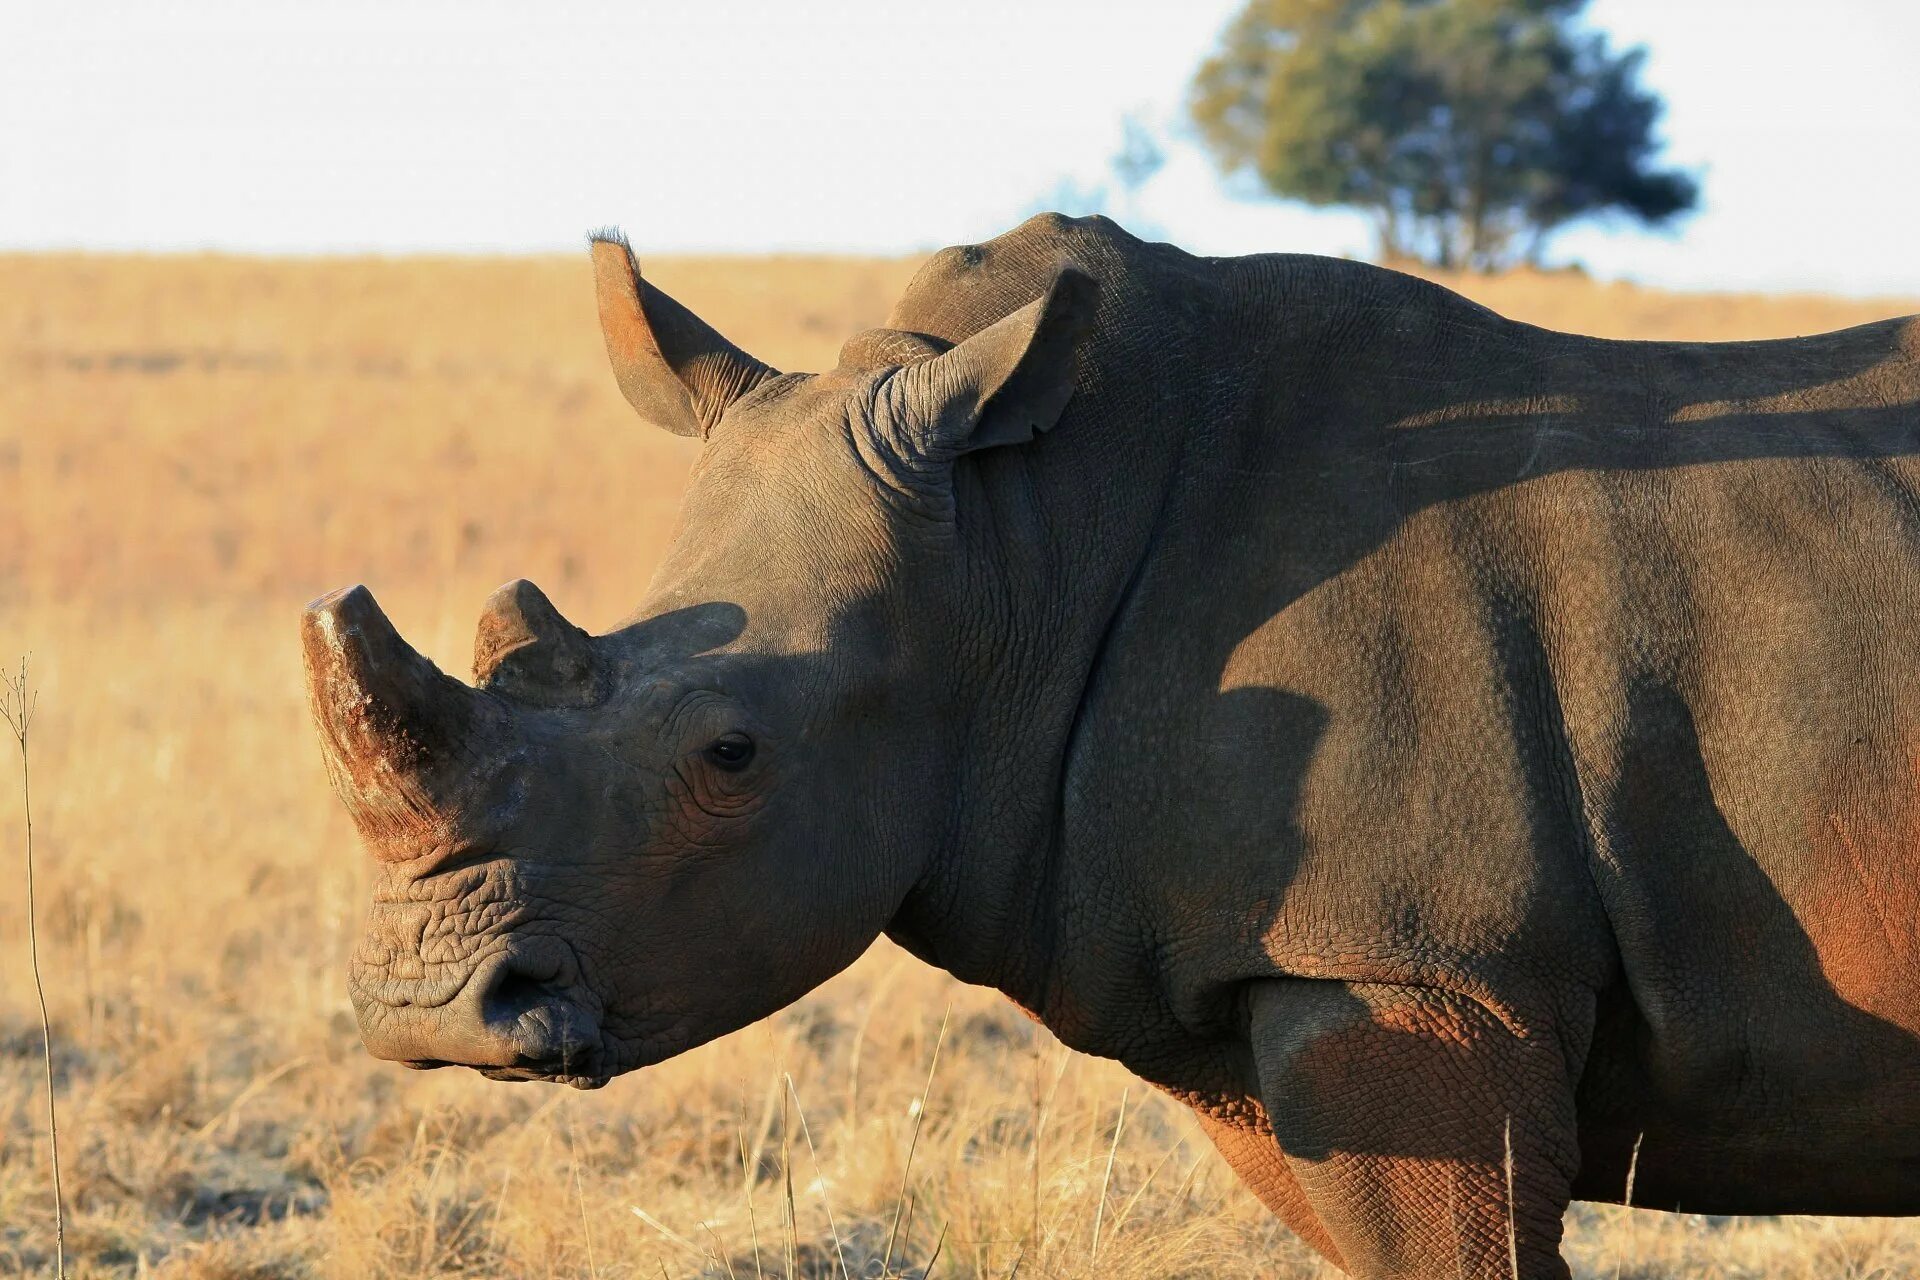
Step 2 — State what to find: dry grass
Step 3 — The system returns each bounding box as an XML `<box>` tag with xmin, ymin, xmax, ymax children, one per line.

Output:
<box><xmin>3</xmin><ymin>248</ymin><xmax>1918</xmax><ymax>1278</ymax></box>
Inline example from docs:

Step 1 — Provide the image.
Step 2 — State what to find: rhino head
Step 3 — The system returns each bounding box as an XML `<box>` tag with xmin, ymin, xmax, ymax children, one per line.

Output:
<box><xmin>304</xmin><ymin>232</ymin><xmax>1096</xmax><ymax>1087</ymax></box>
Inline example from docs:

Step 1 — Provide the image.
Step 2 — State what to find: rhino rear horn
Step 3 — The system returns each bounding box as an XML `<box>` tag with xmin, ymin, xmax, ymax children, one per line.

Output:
<box><xmin>302</xmin><ymin>585</ymin><xmax>504</xmax><ymax>849</ymax></box>
<box><xmin>473</xmin><ymin>579</ymin><xmax>607</xmax><ymax>707</ymax></box>
<box><xmin>590</xmin><ymin>228</ymin><xmax>777</xmax><ymax>437</ymax></box>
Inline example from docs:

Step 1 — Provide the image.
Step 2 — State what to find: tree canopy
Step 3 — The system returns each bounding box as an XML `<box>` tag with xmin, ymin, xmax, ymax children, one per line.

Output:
<box><xmin>1189</xmin><ymin>0</ymin><xmax>1698</xmax><ymax>270</ymax></box>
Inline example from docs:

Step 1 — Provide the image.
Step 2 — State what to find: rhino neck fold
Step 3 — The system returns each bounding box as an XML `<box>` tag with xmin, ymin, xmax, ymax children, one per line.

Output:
<box><xmin>880</xmin><ymin>488</ymin><xmax>1153</xmax><ymax>1022</ymax></box>
<box><xmin>881</xmin><ymin>335</ymin><xmax>1206</xmax><ymax>1036</ymax></box>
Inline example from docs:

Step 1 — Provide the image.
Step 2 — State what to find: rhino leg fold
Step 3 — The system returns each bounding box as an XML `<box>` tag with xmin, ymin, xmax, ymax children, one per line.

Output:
<box><xmin>1247</xmin><ymin>978</ymin><xmax>1588</xmax><ymax>1280</ymax></box>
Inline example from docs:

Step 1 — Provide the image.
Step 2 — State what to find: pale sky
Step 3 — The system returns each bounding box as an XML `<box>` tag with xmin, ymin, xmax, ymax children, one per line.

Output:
<box><xmin>4</xmin><ymin>1</ymin><xmax>1917</xmax><ymax>297</ymax></box>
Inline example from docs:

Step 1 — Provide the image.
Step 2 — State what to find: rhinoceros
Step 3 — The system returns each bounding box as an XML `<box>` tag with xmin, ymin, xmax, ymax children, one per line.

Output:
<box><xmin>303</xmin><ymin>213</ymin><xmax>1920</xmax><ymax>1278</ymax></box>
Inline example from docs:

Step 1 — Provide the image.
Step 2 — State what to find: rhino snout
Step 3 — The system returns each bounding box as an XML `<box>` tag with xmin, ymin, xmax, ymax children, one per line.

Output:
<box><xmin>354</xmin><ymin>943</ymin><xmax>604</xmax><ymax>1085</ymax></box>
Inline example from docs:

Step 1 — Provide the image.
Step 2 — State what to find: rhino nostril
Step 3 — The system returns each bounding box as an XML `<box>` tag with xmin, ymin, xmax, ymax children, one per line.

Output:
<box><xmin>482</xmin><ymin>962</ymin><xmax>561</xmax><ymax>1025</ymax></box>
<box><xmin>479</xmin><ymin>952</ymin><xmax>596</xmax><ymax>1047</ymax></box>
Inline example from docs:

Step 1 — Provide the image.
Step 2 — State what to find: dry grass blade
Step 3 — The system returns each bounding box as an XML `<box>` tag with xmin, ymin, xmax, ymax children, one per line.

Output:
<box><xmin>568</xmin><ymin>1095</ymin><xmax>601</xmax><ymax>1279</ymax></box>
<box><xmin>846</xmin><ymin>954</ymin><xmax>904</xmax><ymax>1126</ymax></box>
<box><xmin>190</xmin><ymin>1054</ymin><xmax>311</xmax><ymax>1141</ymax></box>
<box><xmin>882</xmin><ymin>1003</ymin><xmax>952</xmax><ymax>1278</ymax></box>
<box><xmin>1624</xmin><ymin>1133</ymin><xmax>1642</xmax><ymax>1208</ymax></box>
<box><xmin>1108</xmin><ymin>1118</ymin><xmax>1196</xmax><ymax>1242</ymax></box>
<box><xmin>1614</xmin><ymin>1132</ymin><xmax>1645</xmax><ymax>1280</ymax></box>
<box><xmin>704</xmin><ymin>1221</ymin><xmax>740</xmax><ymax>1280</ymax></box>
<box><xmin>1029</xmin><ymin>1044</ymin><xmax>1042</xmax><ymax>1255</ymax></box>
<box><xmin>1026</xmin><ymin>1043</ymin><xmax>1072</xmax><ymax>1262</ymax></box>
<box><xmin>1090</xmin><ymin>1086</ymin><xmax>1129</xmax><ymax>1260</ymax></box>
<box><xmin>738</xmin><ymin>1125</ymin><xmax>766</xmax><ymax>1280</ymax></box>
<box><xmin>784</xmin><ymin>1072</ymin><xmax>849</xmax><ymax>1280</ymax></box>
<box><xmin>782</xmin><ymin>1086</ymin><xmax>798</xmax><ymax>1280</ymax></box>
<box><xmin>419</xmin><ymin>1137</ymin><xmax>450</xmax><ymax>1272</ymax></box>
<box><xmin>3</xmin><ymin>656</ymin><xmax>64</xmax><ymax>1280</ymax></box>
<box><xmin>630</xmin><ymin>1205</ymin><xmax>709</xmax><ymax>1261</ymax></box>
<box><xmin>743</xmin><ymin>1058</ymin><xmax>786</xmax><ymax>1204</ymax></box>
<box><xmin>1505</xmin><ymin>1116</ymin><xmax>1520</xmax><ymax>1280</ymax></box>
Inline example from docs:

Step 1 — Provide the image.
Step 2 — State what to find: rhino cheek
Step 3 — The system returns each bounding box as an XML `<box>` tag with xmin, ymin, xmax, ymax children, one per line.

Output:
<box><xmin>596</xmin><ymin>863</ymin><xmax>807</xmax><ymax>1039</ymax></box>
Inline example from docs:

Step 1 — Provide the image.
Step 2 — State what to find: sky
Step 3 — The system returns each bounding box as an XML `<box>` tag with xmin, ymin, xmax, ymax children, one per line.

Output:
<box><xmin>4</xmin><ymin>0</ymin><xmax>1917</xmax><ymax>297</ymax></box>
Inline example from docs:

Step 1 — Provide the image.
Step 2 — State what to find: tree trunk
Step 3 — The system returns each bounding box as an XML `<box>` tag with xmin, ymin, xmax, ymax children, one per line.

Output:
<box><xmin>1523</xmin><ymin>221</ymin><xmax>1556</xmax><ymax>269</ymax></box>
<box><xmin>1375</xmin><ymin>204</ymin><xmax>1406</xmax><ymax>263</ymax></box>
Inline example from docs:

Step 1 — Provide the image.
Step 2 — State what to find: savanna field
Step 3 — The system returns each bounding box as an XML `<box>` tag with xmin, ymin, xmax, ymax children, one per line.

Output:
<box><xmin>8</xmin><ymin>249</ymin><xmax>1920</xmax><ymax>1279</ymax></box>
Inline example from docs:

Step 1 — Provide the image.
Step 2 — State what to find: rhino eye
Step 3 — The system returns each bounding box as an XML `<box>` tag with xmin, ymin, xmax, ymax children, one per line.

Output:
<box><xmin>705</xmin><ymin>733</ymin><xmax>755</xmax><ymax>772</ymax></box>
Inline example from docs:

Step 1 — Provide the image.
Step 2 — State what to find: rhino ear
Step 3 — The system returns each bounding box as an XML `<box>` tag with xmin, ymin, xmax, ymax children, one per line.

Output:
<box><xmin>473</xmin><ymin>580</ymin><xmax>607</xmax><ymax>708</ymax></box>
<box><xmin>886</xmin><ymin>265</ymin><xmax>1098</xmax><ymax>467</ymax></box>
<box><xmin>590</xmin><ymin>229</ymin><xmax>777</xmax><ymax>438</ymax></box>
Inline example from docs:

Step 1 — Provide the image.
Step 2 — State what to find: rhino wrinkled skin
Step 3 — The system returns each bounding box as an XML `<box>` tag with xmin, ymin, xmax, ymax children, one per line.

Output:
<box><xmin>304</xmin><ymin>214</ymin><xmax>1920</xmax><ymax>1277</ymax></box>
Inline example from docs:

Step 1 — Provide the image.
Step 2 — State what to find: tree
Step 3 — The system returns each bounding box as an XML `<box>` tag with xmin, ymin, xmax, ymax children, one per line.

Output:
<box><xmin>1111</xmin><ymin>113</ymin><xmax>1167</xmax><ymax>210</ymax></box>
<box><xmin>1189</xmin><ymin>0</ymin><xmax>1698</xmax><ymax>270</ymax></box>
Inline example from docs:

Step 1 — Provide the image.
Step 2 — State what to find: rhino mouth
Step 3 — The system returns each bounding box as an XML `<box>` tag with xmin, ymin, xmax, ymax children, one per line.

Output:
<box><xmin>479</xmin><ymin>1063</ymin><xmax>612</xmax><ymax>1090</ymax></box>
<box><xmin>402</xmin><ymin>1055</ymin><xmax>612</xmax><ymax>1090</ymax></box>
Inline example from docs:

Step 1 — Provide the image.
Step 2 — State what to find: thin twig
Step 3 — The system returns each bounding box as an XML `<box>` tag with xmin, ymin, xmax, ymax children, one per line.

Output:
<box><xmin>4</xmin><ymin>658</ymin><xmax>63</xmax><ymax>1280</ymax></box>
<box><xmin>922</xmin><ymin>1220</ymin><xmax>949</xmax><ymax>1279</ymax></box>
<box><xmin>897</xmin><ymin>1191</ymin><xmax>918</xmax><ymax>1275</ymax></box>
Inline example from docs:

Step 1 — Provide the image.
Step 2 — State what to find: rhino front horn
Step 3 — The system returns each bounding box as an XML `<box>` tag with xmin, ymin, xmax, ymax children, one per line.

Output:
<box><xmin>302</xmin><ymin>585</ymin><xmax>502</xmax><ymax>847</ymax></box>
<box><xmin>473</xmin><ymin>579</ymin><xmax>607</xmax><ymax>707</ymax></box>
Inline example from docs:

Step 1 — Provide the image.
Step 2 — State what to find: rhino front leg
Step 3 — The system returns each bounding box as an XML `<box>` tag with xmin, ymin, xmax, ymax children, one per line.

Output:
<box><xmin>1191</xmin><ymin>1107</ymin><xmax>1348</xmax><ymax>1270</ymax></box>
<box><xmin>1246</xmin><ymin>977</ymin><xmax>1587</xmax><ymax>1279</ymax></box>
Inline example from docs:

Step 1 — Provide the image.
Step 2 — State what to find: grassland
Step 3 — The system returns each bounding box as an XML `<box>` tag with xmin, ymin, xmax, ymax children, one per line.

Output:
<box><xmin>4</xmin><ymin>247</ymin><xmax>1920</xmax><ymax>1278</ymax></box>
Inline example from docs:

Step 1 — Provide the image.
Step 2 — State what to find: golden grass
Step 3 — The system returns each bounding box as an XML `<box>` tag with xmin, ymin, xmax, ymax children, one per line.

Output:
<box><xmin>3</xmin><ymin>249</ymin><xmax>1918</xmax><ymax>1278</ymax></box>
